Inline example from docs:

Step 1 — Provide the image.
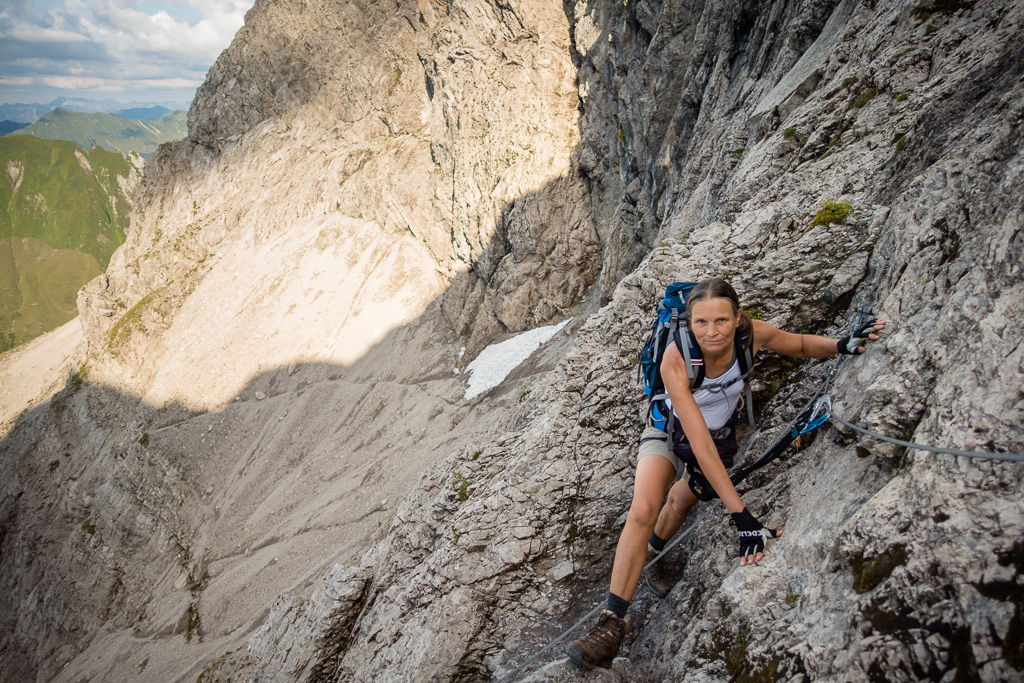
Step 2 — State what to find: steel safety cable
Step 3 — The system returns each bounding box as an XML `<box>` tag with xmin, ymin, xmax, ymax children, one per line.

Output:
<box><xmin>824</xmin><ymin>406</ymin><xmax>1024</xmax><ymax>462</ymax></box>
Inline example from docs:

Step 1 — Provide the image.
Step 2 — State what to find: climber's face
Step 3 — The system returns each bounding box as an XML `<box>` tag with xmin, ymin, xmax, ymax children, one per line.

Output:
<box><xmin>689</xmin><ymin>297</ymin><xmax>739</xmax><ymax>356</ymax></box>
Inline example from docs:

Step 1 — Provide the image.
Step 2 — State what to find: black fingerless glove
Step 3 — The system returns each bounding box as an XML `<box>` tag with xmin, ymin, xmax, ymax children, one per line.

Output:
<box><xmin>730</xmin><ymin>509</ymin><xmax>778</xmax><ymax>559</ymax></box>
<box><xmin>837</xmin><ymin>319</ymin><xmax>877</xmax><ymax>355</ymax></box>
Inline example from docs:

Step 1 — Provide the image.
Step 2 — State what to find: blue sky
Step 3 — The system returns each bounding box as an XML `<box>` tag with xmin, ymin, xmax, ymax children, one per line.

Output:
<box><xmin>0</xmin><ymin>0</ymin><xmax>255</xmax><ymax>106</ymax></box>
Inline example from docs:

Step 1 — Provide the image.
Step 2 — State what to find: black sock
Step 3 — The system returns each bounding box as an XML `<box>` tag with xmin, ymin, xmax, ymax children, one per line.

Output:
<box><xmin>649</xmin><ymin>531</ymin><xmax>668</xmax><ymax>553</ymax></box>
<box><xmin>606</xmin><ymin>592</ymin><xmax>630</xmax><ymax>618</ymax></box>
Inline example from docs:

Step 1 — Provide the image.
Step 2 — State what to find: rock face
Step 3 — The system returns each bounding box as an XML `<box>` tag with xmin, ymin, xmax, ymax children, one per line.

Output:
<box><xmin>2</xmin><ymin>0</ymin><xmax>1023</xmax><ymax>682</ymax></box>
<box><xmin>78</xmin><ymin>0</ymin><xmax>600</xmax><ymax>382</ymax></box>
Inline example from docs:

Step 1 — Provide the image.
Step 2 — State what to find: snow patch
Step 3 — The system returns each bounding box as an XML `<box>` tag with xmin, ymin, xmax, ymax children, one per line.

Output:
<box><xmin>464</xmin><ymin>319</ymin><xmax>571</xmax><ymax>400</ymax></box>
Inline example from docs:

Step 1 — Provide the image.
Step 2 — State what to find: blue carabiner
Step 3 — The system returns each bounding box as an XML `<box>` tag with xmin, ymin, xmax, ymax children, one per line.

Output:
<box><xmin>800</xmin><ymin>396</ymin><xmax>832</xmax><ymax>434</ymax></box>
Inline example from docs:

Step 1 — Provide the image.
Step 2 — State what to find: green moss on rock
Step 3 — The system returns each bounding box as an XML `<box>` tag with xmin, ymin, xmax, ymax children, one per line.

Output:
<box><xmin>849</xmin><ymin>544</ymin><xmax>908</xmax><ymax>593</ymax></box>
<box><xmin>853</xmin><ymin>87</ymin><xmax>877</xmax><ymax>108</ymax></box>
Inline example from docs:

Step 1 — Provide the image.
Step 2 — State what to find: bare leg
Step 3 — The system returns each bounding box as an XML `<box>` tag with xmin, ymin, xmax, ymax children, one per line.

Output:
<box><xmin>608</xmin><ymin>455</ymin><xmax>676</xmax><ymax>602</ymax></box>
<box><xmin>567</xmin><ymin>457</ymin><xmax>676</xmax><ymax>669</ymax></box>
<box><xmin>653</xmin><ymin>477</ymin><xmax>699</xmax><ymax>542</ymax></box>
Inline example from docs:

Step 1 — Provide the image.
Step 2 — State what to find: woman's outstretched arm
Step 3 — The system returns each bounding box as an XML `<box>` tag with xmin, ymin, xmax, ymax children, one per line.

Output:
<box><xmin>751</xmin><ymin>318</ymin><xmax>886</xmax><ymax>358</ymax></box>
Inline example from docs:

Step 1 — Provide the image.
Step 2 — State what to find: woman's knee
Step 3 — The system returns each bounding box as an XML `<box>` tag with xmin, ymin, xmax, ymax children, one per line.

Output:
<box><xmin>627</xmin><ymin>455</ymin><xmax>675</xmax><ymax>529</ymax></box>
<box><xmin>626</xmin><ymin>496</ymin><xmax>662</xmax><ymax>530</ymax></box>
<box><xmin>666</xmin><ymin>481</ymin><xmax>698</xmax><ymax>515</ymax></box>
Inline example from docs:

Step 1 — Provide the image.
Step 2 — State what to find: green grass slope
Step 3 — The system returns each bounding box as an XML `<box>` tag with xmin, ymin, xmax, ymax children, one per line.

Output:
<box><xmin>1</xmin><ymin>238</ymin><xmax>101</xmax><ymax>348</ymax></box>
<box><xmin>0</xmin><ymin>135</ymin><xmax>135</xmax><ymax>350</ymax></box>
<box><xmin>7</xmin><ymin>107</ymin><xmax>187</xmax><ymax>159</ymax></box>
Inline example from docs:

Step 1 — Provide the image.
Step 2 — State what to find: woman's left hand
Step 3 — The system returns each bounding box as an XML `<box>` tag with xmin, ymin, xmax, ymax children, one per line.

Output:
<box><xmin>837</xmin><ymin>319</ymin><xmax>886</xmax><ymax>355</ymax></box>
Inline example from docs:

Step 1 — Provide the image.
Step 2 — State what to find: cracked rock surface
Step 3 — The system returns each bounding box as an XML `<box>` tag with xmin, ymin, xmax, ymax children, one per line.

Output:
<box><xmin>1</xmin><ymin>0</ymin><xmax>1023</xmax><ymax>682</ymax></box>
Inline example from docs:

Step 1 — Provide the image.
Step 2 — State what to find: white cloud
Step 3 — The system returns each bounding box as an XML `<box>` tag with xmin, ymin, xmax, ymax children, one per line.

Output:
<box><xmin>0</xmin><ymin>0</ymin><xmax>255</xmax><ymax>103</ymax></box>
<box><xmin>40</xmin><ymin>75</ymin><xmax>108</xmax><ymax>89</ymax></box>
<box><xmin>138</xmin><ymin>77</ymin><xmax>204</xmax><ymax>89</ymax></box>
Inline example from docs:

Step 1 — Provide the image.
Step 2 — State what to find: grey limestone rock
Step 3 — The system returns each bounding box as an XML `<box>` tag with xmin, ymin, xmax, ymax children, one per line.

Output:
<box><xmin>3</xmin><ymin>0</ymin><xmax>1024</xmax><ymax>682</ymax></box>
<box><xmin>286</xmin><ymin>1</ymin><xmax>1023</xmax><ymax>681</ymax></box>
<box><xmin>247</xmin><ymin>565</ymin><xmax>371</xmax><ymax>683</ymax></box>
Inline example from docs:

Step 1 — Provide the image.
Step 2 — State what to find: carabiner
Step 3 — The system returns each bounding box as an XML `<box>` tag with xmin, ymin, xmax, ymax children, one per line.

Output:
<box><xmin>800</xmin><ymin>395</ymin><xmax>832</xmax><ymax>434</ymax></box>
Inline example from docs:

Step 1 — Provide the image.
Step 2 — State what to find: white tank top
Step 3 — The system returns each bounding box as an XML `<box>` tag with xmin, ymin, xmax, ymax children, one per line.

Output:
<box><xmin>666</xmin><ymin>357</ymin><xmax>744</xmax><ymax>431</ymax></box>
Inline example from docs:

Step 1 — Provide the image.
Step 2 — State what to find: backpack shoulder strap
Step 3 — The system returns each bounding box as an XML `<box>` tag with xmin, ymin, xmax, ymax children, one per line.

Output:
<box><xmin>680</xmin><ymin>328</ymin><xmax>705</xmax><ymax>390</ymax></box>
<box><xmin>735</xmin><ymin>335</ymin><xmax>755</xmax><ymax>428</ymax></box>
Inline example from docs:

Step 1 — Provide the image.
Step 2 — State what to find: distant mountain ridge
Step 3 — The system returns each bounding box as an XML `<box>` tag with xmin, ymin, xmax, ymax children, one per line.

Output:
<box><xmin>0</xmin><ymin>121</ymin><xmax>28</xmax><ymax>135</ymax></box>
<box><xmin>7</xmin><ymin>108</ymin><xmax>187</xmax><ymax>159</ymax></box>
<box><xmin>0</xmin><ymin>97</ymin><xmax>190</xmax><ymax>124</ymax></box>
<box><xmin>112</xmin><ymin>106</ymin><xmax>173</xmax><ymax>121</ymax></box>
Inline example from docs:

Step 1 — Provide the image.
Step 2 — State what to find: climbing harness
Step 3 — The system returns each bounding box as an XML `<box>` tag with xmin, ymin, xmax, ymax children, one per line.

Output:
<box><xmin>687</xmin><ymin>364</ymin><xmax>837</xmax><ymax>501</ymax></box>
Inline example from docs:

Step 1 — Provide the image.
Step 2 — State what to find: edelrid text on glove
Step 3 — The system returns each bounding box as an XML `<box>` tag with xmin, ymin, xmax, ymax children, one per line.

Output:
<box><xmin>729</xmin><ymin>509</ymin><xmax>779</xmax><ymax>561</ymax></box>
<box><xmin>837</xmin><ymin>319</ymin><xmax>878</xmax><ymax>355</ymax></box>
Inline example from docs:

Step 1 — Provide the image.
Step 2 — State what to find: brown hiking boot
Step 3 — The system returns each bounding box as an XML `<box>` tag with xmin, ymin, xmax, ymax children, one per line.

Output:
<box><xmin>644</xmin><ymin>546</ymin><xmax>680</xmax><ymax>599</ymax></box>
<box><xmin>566</xmin><ymin>609</ymin><xmax>629</xmax><ymax>669</ymax></box>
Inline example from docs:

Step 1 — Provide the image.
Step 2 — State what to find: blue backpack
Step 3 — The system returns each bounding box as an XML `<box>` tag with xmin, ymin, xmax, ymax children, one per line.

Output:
<box><xmin>638</xmin><ymin>282</ymin><xmax>755</xmax><ymax>444</ymax></box>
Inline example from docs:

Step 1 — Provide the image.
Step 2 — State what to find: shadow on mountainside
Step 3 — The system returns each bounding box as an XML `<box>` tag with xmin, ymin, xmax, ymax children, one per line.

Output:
<box><xmin>0</xmin><ymin>177</ymin><xmax>604</xmax><ymax>682</ymax></box>
<box><xmin>0</xmin><ymin>338</ymin><xmax>547</xmax><ymax>682</ymax></box>
<box><xmin>0</xmin><ymin>2</ymin><xmax>619</xmax><ymax>656</ymax></box>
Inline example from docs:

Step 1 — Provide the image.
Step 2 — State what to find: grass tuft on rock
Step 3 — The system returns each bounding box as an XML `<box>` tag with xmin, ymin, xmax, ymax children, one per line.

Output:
<box><xmin>809</xmin><ymin>201</ymin><xmax>852</xmax><ymax>228</ymax></box>
<box><xmin>853</xmin><ymin>87</ymin><xmax>877</xmax><ymax>108</ymax></box>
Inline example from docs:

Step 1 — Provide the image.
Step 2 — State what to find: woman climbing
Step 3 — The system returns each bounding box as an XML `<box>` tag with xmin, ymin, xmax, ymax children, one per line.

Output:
<box><xmin>566</xmin><ymin>277</ymin><xmax>886</xmax><ymax>669</ymax></box>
